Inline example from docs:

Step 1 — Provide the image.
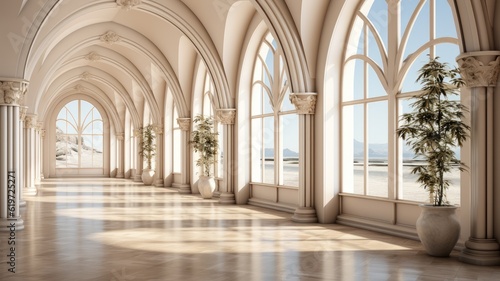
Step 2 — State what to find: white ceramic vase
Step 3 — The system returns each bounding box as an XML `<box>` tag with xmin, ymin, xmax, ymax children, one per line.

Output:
<box><xmin>198</xmin><ymin>175</ymin><xmax>216</xmax><ymax>199</ymax></box>
<box><xmin>141</xmin><ymin>168</ymin><xmax>155</xmax><ymax>186</ymax></box>
<box><xmin>416</xmin><ymin>204</ymin><xmax>460</xmax><ymax>257</ymax></box>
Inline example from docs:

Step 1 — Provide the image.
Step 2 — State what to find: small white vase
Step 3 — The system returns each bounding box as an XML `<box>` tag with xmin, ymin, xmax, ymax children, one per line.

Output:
<box><xmin>416</xmin><ymin>204</ymin><xmax>460</xmax><ymax>257</ymax></box>
<box><xmin>198</xmin><ymin>175</ymin><xmax>216</xmax><ymax>199</ymax></box>
<box><xmin>141</xmin><ymin>169</ymin><xmax>155</xmax><ymax>186</ymax></box>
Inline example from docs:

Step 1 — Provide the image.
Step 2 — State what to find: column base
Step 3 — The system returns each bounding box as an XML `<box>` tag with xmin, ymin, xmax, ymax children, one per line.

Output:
<box><xmin>212</xmin><ymin>191</ymin><xmax>221</xmax><ymax>199</ymax></box>
<box><xmin>460</xmin><ymin>238</ymin><xmax>500</xmax><ymax>265</ymax></box>
<box><xmin>219</xmin><ymin>192</ymin><xmax>235</xmax><ymax>204</ymax></box>
<box><xmin>116</xmin><ymin>172</ymin><xmax>124</xmax><ymax>178</ymax></box>
<box><xmin>0</xmin><ymin>218</ymin><xmax>24</xmax><ymax>232</ymax></box>
<box><xmin>133</xmin><ymin>175</ymin><xmax>142</xmax><ymax>182</ymax></box>
<box><xmin>173</xmin><ymin>183</ymin><xmax>191</xmax><ymax>194</ymax></box>
<box><xmin>24</xmin><ymin>187</ymin><xmax>37</xmax><ymax>196</ymax></box>
<box><xmin>292</xmin><ymin>207</ymin><xmax>318</xmax><ymax>223</ymax></box>
<box><xmin>154</xmin><ymin>179</ymin><xmax>164</xmax><ymax>187</ymax></box>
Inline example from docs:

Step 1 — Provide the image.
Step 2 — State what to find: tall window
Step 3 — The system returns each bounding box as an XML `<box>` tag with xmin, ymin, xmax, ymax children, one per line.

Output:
<box><xmin>251</xmin><ymin>32</ymin><xmax>299</xmax><ymax>187</ymax></box>
<box><xmin>342</xmin><ymin>0</ymin><xmax>460</xmax><ymax>203</ymax></box>
<box><xmin>56</xmin><ymin>100</ymin><xmax>103</xmax><ymax>168</ymax></box>
<box><xmin>202</xmin><ymin>72</ymin><xmax>223</xmax><ymax>178</ymax></box>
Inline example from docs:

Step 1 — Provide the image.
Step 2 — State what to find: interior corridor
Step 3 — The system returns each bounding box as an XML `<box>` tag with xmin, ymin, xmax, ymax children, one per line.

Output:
<box><xmin>0</xmin><ymin>179</ymin><xmax>498</xmax><ymax>280</ymax></box>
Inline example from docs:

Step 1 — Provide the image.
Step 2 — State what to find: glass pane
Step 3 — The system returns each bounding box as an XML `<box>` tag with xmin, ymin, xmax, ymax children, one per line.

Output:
<box><xmin>436</xmin><ymin>1</ymin><xmax>457</xmax><ymax>39</ymax></box>
<box><xmin>400</xmin><ymin>0</ymin><xmax>420</xmax><ymax>40</ymax></box>
<box><xmin>399</xmin><ymin>98</ymin><xmax>427</xmax><ymax>202</ymax></box>
<box><xmin>281</xmin><ymin>90</ymin><xmax>295</xmax><ymax>112</ymax></box>
<box><xmin>367</xmin><ymin>28</ymin><xmax>383</xmax><ymax>68</ymax></box>
<box><xmin>93</xmin><ymin>135</ymin><xmax>103</xmax><ymax>168</ymax></box>
<box><xmin>263</xmin><ymin>116</ymin><xmax>274</xmax><ymax>184</ymax></box>
<box><xmin>367</xmin><ymin>101</ymin><xmax>388</xmax><ymax>198</ymax></box>
<box><xmin>55</xmin><ymin>139</ymin><xmax>67</xmax><ymax>167</ymax></box>
<box><xmin>173</xmin><ymin>129</ymin><xmax>181</xmax><ymax>173</ymax></box>
<box><xmin>342</xmin><ymin>104</ymin><xmax>364</xmax><ymax>194</ymax></box>
<box><xmin>366</xmin><ymin>0</ymin><xmax>388</xmax><ymax>51</ymax></box>
<box><xmin>343</xmin><ymin>59</ymin><xmax>365</xmax><ymax>102</ymax></box>
<box><xmin>281</xmin><ymin>114</ymin><xmax>299</xmax><ymax>187</ymax></box>
<box><xmin>251</xmin><ymin>118</ymin><xmax>263</xmax><ymax>182</ymax></box>
<box><xmin>402</xmin><ymin>0</ymin><xmax>429</xmax><ymax>63</ymax></box>
<box><xmin>252</xmin><ymin>84</ymin><xmax>263</xmax><ymax>116</ymax></box>
<box><xmin>80</xmin><ymin>101</ymin><xmax>92</xmax><ymax>123</ymax></box>
<box><xmin>263</xmin><ymin>88</ymin><xmax>273</xmax><ymax>114</ymax></box>
<box><xmin>93</xmin><ymin>120</ymin><xmax>103</xmax><ymax>134</ymax></box>
<box><xmin>66</xmin><ymin>122</ymin><xmax>78</xmax><ymax>135</ymax></box>
<box><xmin>367</xmin><ymin>66</ymin><xmax>386</xmax><ymax>98</ymax></box>
<box><xmin>56</xmin><ymin>120</ymin><xmax>66</xmax><ymax>134</ymax></box>
<box><xmin>401</xmin><ymin>50</ymin><xmax>429</xmax><ymax>93</ymax></box>
<box><xmin>82</xmin><ymin>123</ymin><xmax>93</xmax><ymax>134</ymax></box>
<box><xmin>80</xmin><ymin>135</ymin><xmax>93</xmax><ymax>167</ymax></box>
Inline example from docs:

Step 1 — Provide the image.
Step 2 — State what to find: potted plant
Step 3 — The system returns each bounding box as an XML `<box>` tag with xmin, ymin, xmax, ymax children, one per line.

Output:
<box><xmin>191</xmin><ymin>115</ymin><xmax>218</xmax><ymax>198</ymax></box>
<box><xmin>140</xmin><ymin>124</ymin><xmax>156</xmax><ymax>185</ymax></box>
<box><xmin>396</xmin><ymin>57</ymin><xmax>469</xmax><ymax>257</ymax></box>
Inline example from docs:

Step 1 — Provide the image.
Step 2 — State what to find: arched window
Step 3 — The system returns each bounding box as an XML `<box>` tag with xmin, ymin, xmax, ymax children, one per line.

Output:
<box><xmin>56</xmin><ymin>100</ymin><xmax>103</xmax><ymax>168</ymax></box>
<box><xmin>202</xmin><ymin>72</ymin><xmax>223</xmax><ymax>178</ymax></box>
<box><xmin>251</xmin><ymin>32</ymin><xmax>299</xmax><ymax>187</ymax></box>
<box><xmin>342</xmin><ymin>0</ymin><xmax>460</xmax><ymax>203</ymax></box>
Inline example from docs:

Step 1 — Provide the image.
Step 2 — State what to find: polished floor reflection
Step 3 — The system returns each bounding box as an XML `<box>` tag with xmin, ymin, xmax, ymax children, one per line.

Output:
<box><xmin>1</xmin><ymin>179</ymin><xmax>500</xmax><ymax>281</ymax></box>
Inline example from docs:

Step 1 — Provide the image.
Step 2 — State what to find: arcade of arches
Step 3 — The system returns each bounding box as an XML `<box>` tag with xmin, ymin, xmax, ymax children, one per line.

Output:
<box><xmin>1</xmin><ymin>0</ymin><xmax>500</xmax><ymax>267</ymax></box>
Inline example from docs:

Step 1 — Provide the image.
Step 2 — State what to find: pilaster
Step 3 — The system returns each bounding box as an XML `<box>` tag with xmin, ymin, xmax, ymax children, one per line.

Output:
<box><xmin>0</xmin><ymin>78</ymin><xmax>27</xmax><ymax>231</ymax></box>
<box><xmin>24</xmin><ymin>114</ymin><xmax>37</xmax><ymax>195</ymax></box>
<box><xmin>216</xmin><ymin>109</ymin><xmax>236</xmax><ymax>204</ymax></box>
<box><xmin>116</xmin><ymin>133</ymin><xmax>125</xmax><ymax>178</ymax></box>
<box><xmin>289</xmin><ymin>93</ymin><xmax>318</xmax><ymax>223</ymax></box>
<box><xmin>154</xmin><ymin>124</ymin><xmax>164</xmax><ymax>187</ymax></box>
<box><xmin>457</xmin><ymin>51</ymin><xmax>500</xmax><ymax>265</ymax></box>
<box><xmin>174</xmin><ymin>118</ymin><xmax>192</xmax><ymax>194</ymax></box>
<box><xmin>35</xmin><ymin>122</ymin><xmax>43</xmax><ymax>185</ymax></box>
<box><xmin>18</xmin><ymin>106</ymin><xmax>27</xmax><ymax>207</ymax></box>
<box><xmin>133</xmin><ymin>128</ymin><xmax>143</xmax><ymax>182</ymax></box>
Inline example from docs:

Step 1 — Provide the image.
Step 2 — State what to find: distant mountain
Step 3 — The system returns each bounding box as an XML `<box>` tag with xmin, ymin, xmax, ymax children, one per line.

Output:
<box><xmin>264</xmin><ymin>148</ymin><xmax>298</xmax><ymax>158</ymax></box>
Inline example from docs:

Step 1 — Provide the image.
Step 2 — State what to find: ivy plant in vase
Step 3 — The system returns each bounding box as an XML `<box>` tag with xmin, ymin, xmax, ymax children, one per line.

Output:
<box><xmin>396</xmin><ymin>57</ymin><xmax>469</xmax><ymax>257</ymax></box>
<box><xmin>140</xmin><ymin>124</ymin><xmax>156</xmax><ymax>186</ymax></box>
<box><xmin>191</xmin><ymin>115</ymin><xmax>218</xmax><ymax>198</ymax></box>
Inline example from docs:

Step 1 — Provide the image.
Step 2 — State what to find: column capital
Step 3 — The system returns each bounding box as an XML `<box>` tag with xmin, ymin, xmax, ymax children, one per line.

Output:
<box><xmin>25</xmin><ymin>114</ymin><xmax>37</xmax><ymax>129</ymax></box>
<box><xmin>457</xmin><ymin>51</ymin><xmax>500</xmax><ymax>88</ymax></box>
<box><xmin>36</xmin><ymin>121</ymin><xmax>44</xmax><ymax>131</ymax></box>
<box><xmin>116</xmin><ymin>132</ymin><xmax>125</xmax><ymax>141</ymax></box>
<box><xmin>40</xmin><ymin>129</ymin><xmax>46</xmax><ymax>138</ymax></box>
<box><xmin>20</xmin><ymin>106</ymin><xmax>28</xmax><ymax>121</ymax></box>
<box><xmin>177</xmin><ymin>118</ymin><xmax>191</xmax><ymax>131</ymax></box>
<box><xmin>0</xmin><ymin>78</ymin><xmax>29</xmax><ymax>105</ymax></box>
<box><xmin>153</xmin><ymin>124</ymin><xmax>164</xmax><ymax>135</ymax></box>
<box><xmin>216</xmin><ymin>109</ymin><xmax>236</xmax><ymax>125</ymax></box>
<box><xmin>290</xmin><ymin>92</ymin><xmax>317</xmax><ymax>114</ymax></box>
<box><xmin>133</xmin><ymin>128</ymin><xmax>142</xmax><ymax>138</ymax></box>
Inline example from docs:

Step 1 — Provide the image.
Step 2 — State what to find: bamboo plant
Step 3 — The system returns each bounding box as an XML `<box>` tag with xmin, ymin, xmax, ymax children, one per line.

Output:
<box><xmin>191</xmin><ymin>115</ymin><xmax>218</xmax><ymax>177</ymax></box>
<box><xmin>140</xmin><ymin>124</ymin><xmax>156</xmax><ymax>170</ymax></box>
<box><xmin>396</xmin><ymin>57</ymin><xmax>469</xmax><ymax>206</ymax></box>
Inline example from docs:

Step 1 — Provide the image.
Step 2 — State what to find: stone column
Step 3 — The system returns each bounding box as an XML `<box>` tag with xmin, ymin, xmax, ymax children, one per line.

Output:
<box><xmin>116</xmin><ymin>133</ymin><xmax>124</xmax><ymax>178</ymax></box>
<box><xmin>19</xmin><ymin>106</ymin><xmax>27</xmax><ymax>207</ymax></box>
<box><xmin>40</xmin><ymin>129</ymin><xmax>45</xmax><ymax>180</ymax></box>
<box><xmin>133</xmin><ymin>128</ymin><xmax>143</xmax><ymax>182</ymax></box>
<box><xmin>24</xmin><ymin>114</ymin><xmax>37</xmax><ymax>195</ymax></box>
<box><xmin>154</xmin><ymin>124</ymin><xmax>164</xmax><ymax>187</ymax></box>
<box><xmin>35</xmin><ymin>122</ymin><xmax>43</xmax><ymax>185</ymax></box>
<box><xmin>175</xmin><ymin>118</ymin><xmax>191</xmax><ymax>194</ymax></box>
<box><xmin>0</xmin><ymin>78</ymin><xmax>27</xmax><ymax>231</ymax></box>
<box><xmin>217</xmin><ymin>109</ymin><xmax>236</xmax><ymax>204</ymax></box>
<box><xmin>290</xmin><ymin>93</ymin><xmax>318</xmax><ymax>223</ymax></box>
<box><xmin>457</xmin><ymin>51</ymin><xmax>500</xmax><ymax>265</ymax></box>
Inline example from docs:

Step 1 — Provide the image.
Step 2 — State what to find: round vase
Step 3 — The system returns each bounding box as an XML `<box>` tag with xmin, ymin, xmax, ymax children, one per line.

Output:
<box><xmin>198</xmin><ymin>176</ymin><xmax>216</xmax><ymax>199</ymax></box>
<box><xmin>416</xmin><ymin>204</ymin><xmax>460</xmax><ymax>257</ymax></box>
<box><xmin>141</xmin><ymin>169</ymin><xmax>155</xmax><ymax>186</ymax></box>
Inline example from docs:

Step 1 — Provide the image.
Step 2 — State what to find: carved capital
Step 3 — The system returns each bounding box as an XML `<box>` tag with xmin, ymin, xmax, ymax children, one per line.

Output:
<box><xmin>153</xmin><ymin>124</ymin><xmax>164</xmax><ymax>135</ymax></box>
<box><xmin>0</xmin><ymin>78</ymin><xmax>29</xmax><ymax>105</ymax></box>
<box><xmin>36</xmin><ymin>121</ymin><xmax>44</xmax><ymax>131</ymax></box>
<box><xmin>25</xmin><ymin>114</ymin><xmax>37</xmax><ymax>129</ymax></box>
<box><xmin>40</xmin><ymin>129</ymin><xmax>46</xmax><ymax>138</ymax></box>
<box><xmin>100</xmin><ymin>31</ymin><xmax>120</xmax><ymax>45</ymax></box>
<box><xmin>85</xmin><ymin>51</ymin><xmax>101</xmax><ymax>61</ymax></box>
<box><xmin>116</xmin><ymin>0</ymin><xmax>141</xmax><ymax>10</ymax></box>
<box><xmin>20</xmin><ymin>106</ymin><xmax>28</xmax><ymax>121</ymax></box>
<box><xmin>177</xmin><ymin>118</ymin><xmax>191</xmax><ymax>131</ymax></box>
<box><xmin>457</xmin><ymin>51</ymin><xmax>500</xmax><ymax>87</ymax></box>
<box><xmin>289</xmin><ymin>92</ymin><xmax>317</xmax><ymax>114</ymax></box>
<box><xmin>133</xmin><ymin>128</ymin><xmax>142</xmax><ymax>138</ymax></box>
<box><xmin>116</xmin><ymin>133</ymin><xmax>125</xmax><ymax>141</ymax></box>
<box><xmin>216</xmin><ymin>109</ymin><xmax>236</xmax><ymax>125</ymax></box>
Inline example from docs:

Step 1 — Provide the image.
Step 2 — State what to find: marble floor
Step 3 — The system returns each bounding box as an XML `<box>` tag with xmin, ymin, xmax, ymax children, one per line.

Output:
<box><xmin>1</xmin><ymin>179</ymin><xmax>500</xmax><ymax>281</ymax></box>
